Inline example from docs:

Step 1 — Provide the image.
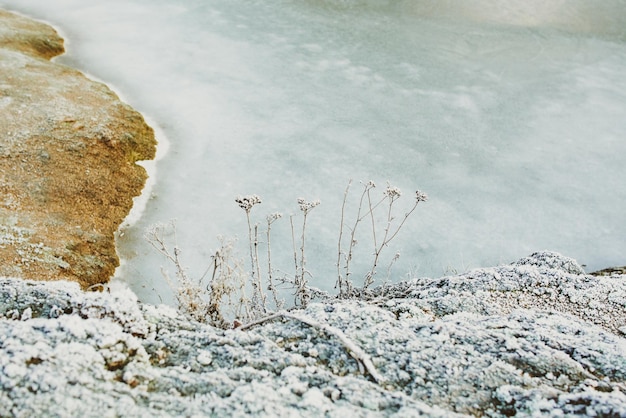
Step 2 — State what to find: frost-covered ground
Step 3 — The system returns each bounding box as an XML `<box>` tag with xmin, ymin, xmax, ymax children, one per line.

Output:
<box><xmin>1</xmin><ymin>252</ymin><xmax>625</xmax><ymax>417</ymax></box>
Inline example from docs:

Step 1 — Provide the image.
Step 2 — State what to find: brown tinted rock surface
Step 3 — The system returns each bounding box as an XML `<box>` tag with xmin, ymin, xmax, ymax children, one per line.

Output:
<box><xmin>0</xmin><ymin>10</ymin><xmax>156</xmax><ymax>288</ymax></box>
<box><xmin>590</xmin><ymin>266</ymin><xmax>626</xmax><ymax>276</ymax></box>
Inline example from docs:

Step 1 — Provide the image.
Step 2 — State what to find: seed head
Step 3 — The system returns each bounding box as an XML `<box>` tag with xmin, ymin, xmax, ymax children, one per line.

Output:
<box><xmin>384</xmin><ymin>185</ymin><xmax>402</xmax><ymax>199</ymax></box>
<box><xmin>266</xmin><ymin>212</ymin><xmax>283</xmax><ymax>223</ymax></box>
<box><xmin>415</xmin><ymin>190</ymin><xmax>428</xmax><ymax>202</ymax></box>
<box><xmin>235</xmin><ymin>195</ymin><xmax>262</xmax><ymax>212</ymax></box>
<box><xmin>297</xmin><ymin>198</ymin><xmax>321</xmax><ymax>212</ymax></box>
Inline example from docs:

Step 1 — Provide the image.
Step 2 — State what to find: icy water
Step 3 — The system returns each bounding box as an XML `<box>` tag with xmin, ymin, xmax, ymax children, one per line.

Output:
<box><xmin>3</xmin><ymin>0</ymin><xmax>626</xmax><ymax>305</ymax></box>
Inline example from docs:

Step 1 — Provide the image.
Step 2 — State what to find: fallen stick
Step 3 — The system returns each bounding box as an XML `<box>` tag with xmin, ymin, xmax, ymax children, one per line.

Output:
<box><xmin>239</xmin><ymin>310</ymin><xmax>385</xmax><ymax>385</ymax></box>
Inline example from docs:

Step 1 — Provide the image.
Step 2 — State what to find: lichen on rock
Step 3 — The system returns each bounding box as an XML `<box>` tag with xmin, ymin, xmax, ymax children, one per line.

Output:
<box><xmin>0</xmin><ymin>9</ymin><xmax>156</xmax><ymax>288</ymax></box>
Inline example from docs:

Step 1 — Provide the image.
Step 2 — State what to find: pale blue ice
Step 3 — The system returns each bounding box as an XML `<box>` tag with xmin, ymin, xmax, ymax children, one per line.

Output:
<box><xmin>3</xmin><ymin>0</ymin><xmax>626</xmax><ymax>305</ymax></box>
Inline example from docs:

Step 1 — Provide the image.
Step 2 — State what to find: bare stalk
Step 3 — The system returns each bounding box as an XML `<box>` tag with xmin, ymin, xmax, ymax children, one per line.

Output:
<box><xmin>245</xmin><ymin>212</ymin><xmax>263</xmax><ymax>313</ymax></box>
<box><xmin>366</xmin><ymin>184</ymin><xmax>378</xmax><ymax>253</ymax></box>
<box><xmin>344</xmin><ymin>182</ymin><xmax>375</xmax><ymax>285</ymax></box>
<box><xmin>299</xmin><ymin>210</ymin><xmax>308</xmax><ymax>289</ymax></box>
<box><xmin>385</xmin><ymin>252</ymin><xmax>401</xmax><ymax>282</ymax></box>
<box><xmin>364</xmin><ymin>188</ymin><xmax>428</xmax><ymax>289</ymax></box>
<box><xmin>366</xmin><ymin>194</ymin><xmax>397</xmax><ymax>287</ymax></box>
<box><xmin>336</xmin><ymin>180</ymin><xmax>352</xmax><ymax>296</ymax></box>
<box><xmin>145</xmin><ymin>222</ymin><xmax>211</xmax><ymax>323</ymax></box>
<box><xmin>290</xmin><ymin>215</ymin><xmax>299</xmax><ymax>284</ymax></box>
<box><xmin>266</xmin><ymin>213</ymin><xmax>283</xmax><ymax>310</ymax></box>
<box><xmin>145</xmin><ymin>221</ymin><xmax>189</xmax><ymax>282</ymax></box>
<box><xmin>253</xmin><ymin>223</ymin><xmax>266</xmax><ymax>313</ymax></box>
<box><xmin>384</xmin><ymin>200</ymin><xmax>421</xmax><ymax>243</ymax></box>
<box><xmin>298</xmin><ymin>211</ymin><xmax>311</xmax><ymax>307</ymax></box>
<box><xmin>292</xmin><ymin>198</ymin><xmax>320</xmax><ymax>307</ymax></box>
<box><xmin>235</xmin><ymin>195</ymin><xmax>264</xmax><ymax>316</ymax></box>
<box><xmin>340</xmin><ymin>181</ymin><xmax>387</xmax><ymax>293</ymax></box>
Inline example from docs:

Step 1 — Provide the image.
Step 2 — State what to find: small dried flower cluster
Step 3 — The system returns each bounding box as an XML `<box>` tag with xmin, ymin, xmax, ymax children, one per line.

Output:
<box><xmin>297</xmin><ymin>198</ymin><xmax>321</xmax><ymax>212</ymax></box>
<box><xmin>266</xmin><ymin>212</ymin><xmax>283</xmax><ymax>223</ymax></box>
<box><xmin>384</xmin><ymin>185</ymin><xmax>402</xmax><ymax>199</ymax></box>
<box><xmin>415</xmin><ymin>190</ymin><xmax>428</xmax><ymax>202</ymax></box>
<box><xmin>235</xmin><ymin>195</ymin><xmax>262</xmax><ymax>212</ymax></box>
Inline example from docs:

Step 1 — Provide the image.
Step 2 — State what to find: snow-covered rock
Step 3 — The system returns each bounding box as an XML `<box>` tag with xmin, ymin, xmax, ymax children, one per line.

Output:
<box><xmin>1</xmin><ymin>252</ymin><xmax>625</xmax><ymax>417</ymax></box>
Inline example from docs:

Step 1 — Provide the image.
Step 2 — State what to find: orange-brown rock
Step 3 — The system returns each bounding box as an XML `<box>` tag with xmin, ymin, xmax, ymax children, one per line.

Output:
<box><xmin>0</xmin><ymin>10</ymin><xmax>156</xmax><ymax>288</ymax></box>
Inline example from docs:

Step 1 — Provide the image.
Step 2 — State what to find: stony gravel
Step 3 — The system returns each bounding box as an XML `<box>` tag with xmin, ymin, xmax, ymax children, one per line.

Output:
<box><xmin>1</xmin><ymin>252</ymin><xmax>625</xmax><ymax>417</ymax></box>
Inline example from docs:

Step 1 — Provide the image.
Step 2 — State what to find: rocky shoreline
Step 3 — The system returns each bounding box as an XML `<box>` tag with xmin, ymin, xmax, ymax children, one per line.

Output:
<box><xmin>0</xmin><ymin>9</ymin><xmax>156</xmax><ymax>289</ymax></box>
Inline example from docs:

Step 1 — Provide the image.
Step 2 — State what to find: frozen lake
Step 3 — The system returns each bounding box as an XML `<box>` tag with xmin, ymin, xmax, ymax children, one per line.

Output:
<box><xmin>3</xmin><ymin>0</ymin><xmax>626</xmax><ymax>305</ymax></box>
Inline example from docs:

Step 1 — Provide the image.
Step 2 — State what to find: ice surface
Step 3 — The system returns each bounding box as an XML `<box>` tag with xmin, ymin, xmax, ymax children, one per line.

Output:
<box><xmin>2</xmin><ymin>0</ymin><xmax>626</xmax><ymax>305</ymax></box>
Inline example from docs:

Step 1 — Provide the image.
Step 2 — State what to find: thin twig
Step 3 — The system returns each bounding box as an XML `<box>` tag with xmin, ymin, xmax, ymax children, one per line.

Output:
<box><xmin>267</xmin><ymin>213</ymin><xmax>283</xmax><ymax>310</ymax></box>
<box><xmin>385</xmin><ymin>201</ymin><xmax>420</xmax><ymax>244</ymax></box>
<box><xmin>367</xmin><ymin>195</ymin><xmax>396</xmax><ymax>286</ymax></box>
<box><xmin>290</xmin><ymin>215</ymin><xmax>299</xmax><ymax>285</ymax></box>
<box><xmin>300</xmin><ymin>212</ymin><xmax>308</xmax><ymax>289</ymax></box>
<box><xmin>367</xmin><ymin>185</ymin><xmax>378</xmax><ymax>253</ymax></box>
<box><xmin>298</xmin><ymin>211</ymin><xmax>309</xmax><ymax>305</ymax></box>
<box><xmin>364</xmin><ymin>187</ymin><xmax>425</xmax><ymax>289</ymax></box>
<box><xmin>245</xmin><ymin>212</ymin><xmax>258</xmax><ymax>297</ymax></box>
<box><xmin>293</xmin><ymin>198</ymin><xmax>320</xmax><ymax>307</ymax></box>
<box><xmin>345</xmin><ymin>182</ymin><xmax>374</xmax><ymax>283</ymax></box>
<box><xmin>253</xmin><ymin>224</ymin><xmax>266</xmax><ymax>313</ymax></box>
<box><xmin>336</xmin><ymin>180</ymin><xmax>352</xmax><ymax>296</ymax></box>
<box><xmin>239</xmin><ymin>310</ymin><xmax>385</xmax><ymax>385</ymax></box>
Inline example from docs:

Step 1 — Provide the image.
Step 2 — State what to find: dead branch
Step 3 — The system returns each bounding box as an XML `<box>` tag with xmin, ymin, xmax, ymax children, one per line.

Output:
<box><xmin>239</xmin><ymin>310</ymin><xmax>385</xmax><ymax>385</ymax></box>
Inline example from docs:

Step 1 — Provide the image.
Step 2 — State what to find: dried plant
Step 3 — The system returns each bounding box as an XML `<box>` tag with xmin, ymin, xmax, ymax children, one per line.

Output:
<box><xmin>146</xmin><ymin>181</ymin><xmax>426</xmax><ymax>387</ymax></box>
<box><xmin>336</xmin><ymin>180</ymin><xmax>378</xmax><ymax>296</ymax></box>
<box><xmin>337</xmin><ymin>181</ymin><xmax>428</xmax><ymax>296</ymax></box>
<box><xmin>364</xmin><ymin>185</ymin><xmax>428</xmax><ymax>288</ymax></box>
<box><xmin>235</xmin><ymin>194</ymin><xmax>266</xmax><ymax>316</ymax></box>
<box><xmin>147</xmin><ymin>180</ymin><xmax>426</xmax><ymax>325</ymax></box>
<box><xmin>266</xmin><ymin>212</ymin><xmax>284</xmax><ymax>310</ymax></box>
<box><xmin>206</xmin><ymin>236</ymin><xmax>251</xmax><ymax>323</ymax></box>
<box><xmin>145</xmin><ymin>221</ymin><xmax>249</xmax><ymax>327</ymax></box>
<box><xmin>289</xmin><ymin>198</ymin><xmax>320</xmax><ymax>308</ymax></box>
